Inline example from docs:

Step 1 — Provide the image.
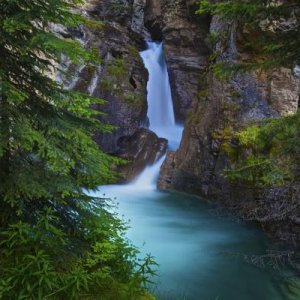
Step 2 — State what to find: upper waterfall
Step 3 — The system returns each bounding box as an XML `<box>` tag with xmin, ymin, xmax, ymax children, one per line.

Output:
<box><xmin>140</xmin><ymin>42</ymin><xmax>175</xmax><ymax>129</ymax></box>
<box><xmin>127</xmin><ymin>41</ymin><xmax>183</xmax><ymax>189</ymax></box>
<box><xmin>140</xmin><ymin>42</ymin><xmax>183</xmax><ymax>151</ymax></box>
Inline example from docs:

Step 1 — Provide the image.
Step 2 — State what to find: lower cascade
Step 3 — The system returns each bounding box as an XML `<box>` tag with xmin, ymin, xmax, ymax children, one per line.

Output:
<box><xmin>131</xmin><ymin>155</ymin><xmax>166</xmax><ymax>190</ymax></box>
<box><xmin>91</xmin><ymin>42</ymin><xmax>296</xmax><ymax>300</ymax></box>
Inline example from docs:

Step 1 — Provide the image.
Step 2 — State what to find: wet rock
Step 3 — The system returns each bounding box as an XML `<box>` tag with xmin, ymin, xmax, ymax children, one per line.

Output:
<box><xmin>144</xmin><ymin>0</ymin><xmax>162</xmax><ymax>40</ymax></box>
<box><xmin>142</xmin><ymin>0</ymin><xmax>211</xmax><ymax>121</ymax></box>
<box><xmin>131</xmin><ymin>0</ymin><xmax>150</xmax><ymax>37</ymax></box>
<box><xmin>116</xmin><ymin>128</ymin><xmax>168</xmax><ymax>181</ymax></box>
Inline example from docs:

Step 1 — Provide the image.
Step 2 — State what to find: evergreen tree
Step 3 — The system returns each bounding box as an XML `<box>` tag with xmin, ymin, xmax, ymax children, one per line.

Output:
<box><xmin>0</xmin><ymin>1</ymin><xmax>155</xmax><ymax>299</ymax></box>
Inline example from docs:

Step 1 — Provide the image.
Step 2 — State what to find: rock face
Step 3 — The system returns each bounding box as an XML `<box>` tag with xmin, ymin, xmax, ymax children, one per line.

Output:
<box><xmin>59</xmin><ymin>0</ymin><xmax>300</xmax><ymax>241</ymax></box>
<box><xmin>144</xmin><ymin>0</ymin><xmax>162</xmax><ymax>40</ymax></box>
<box><xmin>144</xmin><ymin>0</ymin><xmax>211</xmax><ymax>121</ymax></box>
<box><xmin>162</xmin><ymin>0</ymin><xmax>211</xmax><ymax>121</ymax></box>
<box><xmin>56</xmin><ymin>0</ymin><xmax>170</xmax><ymax>177</ymax></box>
<box><xmin>268</xmin><ymin>68</ymin><xmax>299</xmax><ymax>116</ymax></box>
<box><xmin>116</xmin><ymin>128</ymin><xmax>168</xmax><ymax>181</ymax></box>
<box><xmin>62</xmin><ymin>1</ymin><xmax>150</xmax><ymax>154</ymax></box>
<box><xmin>158</xmin><ymin>15</ymin><xmax>300</xmax><ymax>197</ymax></box>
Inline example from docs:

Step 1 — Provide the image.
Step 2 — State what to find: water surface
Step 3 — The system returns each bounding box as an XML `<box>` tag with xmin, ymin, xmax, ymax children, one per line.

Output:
<box><xmin>93</xmin><ymin>186</ymin><xmax>297</xmax><ymax>300</ymax></box>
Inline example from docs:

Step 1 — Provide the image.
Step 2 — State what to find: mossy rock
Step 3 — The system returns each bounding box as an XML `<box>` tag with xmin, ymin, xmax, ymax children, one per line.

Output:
<box><xmin>107</xmin><ymin>58</ymin><xmax>126</xmax><ymax>79</ymax></box>
<box><xmin>128</xmin><ymin>46</ymin><xmax>140</xmax><ymax>57</ymax></box>
<box><xmin>197</xmin><ymin>89</ymin><xmax>209</xmax><ymax>98</ymax></box>
<box><xmin>124</xmin><ymin>92</ymin><xmax>144</xmax><ymax>108</ymax></box>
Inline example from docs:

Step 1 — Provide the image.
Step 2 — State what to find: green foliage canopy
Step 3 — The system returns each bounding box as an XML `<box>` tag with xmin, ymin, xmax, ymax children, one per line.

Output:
<box><xmin>0</xmin><ymin>0</ymin><xmax>156</xmax><ymax>299</ymax></box>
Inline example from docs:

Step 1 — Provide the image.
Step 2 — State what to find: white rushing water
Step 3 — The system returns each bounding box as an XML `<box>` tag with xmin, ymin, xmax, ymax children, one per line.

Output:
<box><xmin>131</xmin><ymin>155</ymin><xmax>166</xmax><ymax>190</ymax></box>
<box><xmin>140</xmin><ymin>42</ymin><xmax>175</xmax><ymax>131</ymax></box>
<box><xmin>140</xmin><ymin>42</ymin><xmax>183</xmax><ymax>151</ymax></box>
<box><xmin>128</xmin><ymin>42</ymin><xmax>183</xmax><ymax>189</ymax></box>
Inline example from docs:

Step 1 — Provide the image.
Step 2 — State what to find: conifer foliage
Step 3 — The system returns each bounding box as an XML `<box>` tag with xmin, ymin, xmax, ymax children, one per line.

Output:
<box><xmin>0</xmin><ymin>1</ymin><xmax>155</xmax><ymax>299</ymax></box>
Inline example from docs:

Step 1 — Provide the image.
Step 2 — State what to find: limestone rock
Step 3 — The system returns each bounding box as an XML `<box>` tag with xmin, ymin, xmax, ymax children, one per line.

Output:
<box><xmin>144</xmin><ymin>0</ymin><xmax>162</xmax><ymax>40</ymax></box>
<box><xmin>58</xmin><ymin>0</ymin><xmax>300</xmax><ymax>242</ymax></box>
<box><xmin>142</xmin><ymin>0</ymin><xmax>210</xmax><ymax>121</ymax></box>
<box><xmin>158</xmin><ymin>14</ymin><xmax>299</xmax><ymax>199</ymax></box>
<box><xmin>161</xmin><ymin>0</ymin><xmax>211</xmax><ymax>121</ymax></box>
<box><xmin>268</xmin><ymin>68</ymin><xmax>299</xmax><ymax>116</ymax></box>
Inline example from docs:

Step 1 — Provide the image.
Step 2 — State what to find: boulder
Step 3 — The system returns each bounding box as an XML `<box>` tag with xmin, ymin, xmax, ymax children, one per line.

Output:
<box><xmin>116</xmin><ymin>128</ymin><xmax>168</xmax><ymax>181</ymax></box>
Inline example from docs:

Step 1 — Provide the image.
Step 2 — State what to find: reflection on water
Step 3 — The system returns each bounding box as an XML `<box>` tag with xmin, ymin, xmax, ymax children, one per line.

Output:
<box><xmin>91</xmin><ymin>186</ymin><xmax>298</xmax><ymax>300</ymax></box>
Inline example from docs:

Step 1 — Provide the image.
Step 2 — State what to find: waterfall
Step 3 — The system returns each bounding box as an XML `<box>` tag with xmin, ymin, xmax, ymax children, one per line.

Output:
<box><xmin>140</xmin><ymin>42</ymin><xmax>175</xmax><ymax>131</ymax></box>
<box><xmin>140</xmin><ymin>42</ymin><xmax>183</xmax><ymax>151</ymax></box>
<box><xmin>129</xmin><ymin>42</ymin><xmax>183</xmax><ymax>189</ymax></box>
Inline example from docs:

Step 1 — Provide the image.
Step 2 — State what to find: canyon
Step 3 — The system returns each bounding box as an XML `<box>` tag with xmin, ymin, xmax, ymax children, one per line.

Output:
<box><xmin>60</xmin><ymin>0</ymin><xmax>300</xmax><ymax>244</ymax></box>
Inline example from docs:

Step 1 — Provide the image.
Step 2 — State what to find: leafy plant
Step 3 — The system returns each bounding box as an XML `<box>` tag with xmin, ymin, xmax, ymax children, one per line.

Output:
<box><xmin>197</xmin><ymin>0</ymin><xmax>300</xmax><ymax>188</ymax></box>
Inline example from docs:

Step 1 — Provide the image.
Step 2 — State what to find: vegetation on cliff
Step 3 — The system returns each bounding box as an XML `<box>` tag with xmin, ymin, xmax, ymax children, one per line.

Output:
<box><xmin>198</xmin><ymin>0</ymin><xmax>300</xmax><ymax>72</ymax></box>
<box><xmin>0</xmin><ymin>0</ymin><xmax>155</xmax><ymax>299</ymax></box>
<box><xmin>222</xmin><ymin>114</ymin><xmax>300</xmax><ymax>187</ymax></box>
<box><xmin>198</xmin><ymin>0</ymin><xmax>300</xmax><ymax>187</ymax></box>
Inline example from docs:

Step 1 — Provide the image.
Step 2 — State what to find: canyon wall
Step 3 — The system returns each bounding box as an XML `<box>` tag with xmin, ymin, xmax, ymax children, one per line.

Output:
<box><xmin>144</xmin><ymin>0</ymin><xmax>211</xmax><ymax>121</ymax></box>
